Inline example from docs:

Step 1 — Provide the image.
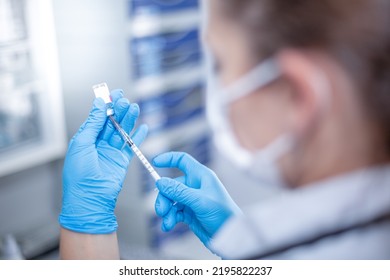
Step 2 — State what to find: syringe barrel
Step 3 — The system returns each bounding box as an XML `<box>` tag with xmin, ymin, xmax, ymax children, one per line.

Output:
<box><xmin>150</xmin><ymin>171</ymin><xmax>161</xmax><ymax>182</ymax></box>
<box><xmin>98</xmin><ymin>89</ymin><xmax>160</xmax><ymax>183</ymax></box>
<box><xmin>130</xmin><ymin>144</ymin><xmax>161</xmax><ymax>182</ymax></box>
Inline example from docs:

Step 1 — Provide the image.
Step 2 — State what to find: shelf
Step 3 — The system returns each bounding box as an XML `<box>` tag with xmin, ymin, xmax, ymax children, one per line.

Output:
<box><xmin>128</xmin><ymin>9</ymin><xmax>201</xmax><ymax>38</ymax></box>
<box><xmin>130</xmin><ymin>0</ymin><xmax>200</xmax><ymax>17</ymax></box>
<box><xmin>133</xmin><ymin>65</ymin><xmax>204</xmax><ymax>98</ymax></box>
<box><xmin>0</xmin><ymin>40</ymin><xmax>30</xmax><ymax>52</ymax></box>
<box><xmin>141</xmin><ymin>116</ymin><xmax>209</xmax><ymax>154</ymax></box>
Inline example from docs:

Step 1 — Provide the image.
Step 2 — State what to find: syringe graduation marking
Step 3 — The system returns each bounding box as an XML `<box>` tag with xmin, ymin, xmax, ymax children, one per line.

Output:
<box><xmin>109</xmin><ymin>116</ymin><xmax>161</xmax><ymax>182</ymax></box>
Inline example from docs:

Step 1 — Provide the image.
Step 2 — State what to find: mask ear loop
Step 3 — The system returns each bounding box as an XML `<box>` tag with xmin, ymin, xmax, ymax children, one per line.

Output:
<box><xmin>253</xmin><ymin>134</ymin><xmax>296</xmax><ymax>164</ymax></box>
<box><xmin>223</xmin><ymin>58</ymin><xmax>282</xmax><ymax>105</ymax></box>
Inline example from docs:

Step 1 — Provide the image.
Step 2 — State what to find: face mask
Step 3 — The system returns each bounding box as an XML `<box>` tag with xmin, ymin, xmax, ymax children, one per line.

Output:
<box><xmin>207</xmin><ymin>58</ymin><xmax>294</xmax><ymax>188</ymax></box>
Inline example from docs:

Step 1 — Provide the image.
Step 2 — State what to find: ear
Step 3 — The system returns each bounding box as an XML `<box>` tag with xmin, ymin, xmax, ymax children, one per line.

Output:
<box><xmin>277</xmin><ymin>49</ymin><xmax>331</xmax><ymax>137</ymax></box>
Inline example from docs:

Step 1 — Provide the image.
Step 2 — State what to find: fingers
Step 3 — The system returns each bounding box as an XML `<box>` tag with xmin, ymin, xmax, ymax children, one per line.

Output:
<box><xmin>71</xmin><ymin>89</ymin><xmax>124</xmax><ymax>144</ymax></box>
<box><xmin>155</xmin><ymin>177</ymin><xmax>198</xmax><ymax>207</ymax></box>
<box><xmin>161</xmin><ymin>205</ymin><xmax>179</xmax><ymax>232</ymax></box>
<box><xmin>155</xmin><ymin>176</ymin><xmax>185</xmax><ymax>217</ymax></box>
<box><xmin>121</xmin><ymin>124</ymin><xmax>148</xmax><ymax>160</ymax></box>
<box><xmin>100</xmin><ymin>98</ymin><xmax>130</xmax><ymax>142</ymax></box>
<box><xmin>110</xmin><ymin>89</ymin><xmax>124</xmax><ymax>103</ymax></box>
<box><xmin>120</xmin><ymin>103</ymin><xmax>140</xmax><ymax>135</ymax></box>
<box><xmin>72</xmin><ymin>98</ymin><xmax>107</xmax><ymax>146</ymax></box>
<box><xmin>106</xmin><ymin>104</ymin><xmax>141</xmax><ymax>149</ymax></box>
<box><xmin>153</xmin><ymin>152</ymin><xmax>202</xmax><ymax>177</ymax></box>
<box><xmin>159</xmin><ymin>206</ymin><xmax>210</xmax><ymax>246</ymax></box>
<box><xmin>155</xmin><ymin>193</ymin><xmax>172</xmax><ymax>217</ymax></box>
<box><xmin>160</xmin><ymin>204</ymin><xmax>187</xmax><ymax>232</ymax></box>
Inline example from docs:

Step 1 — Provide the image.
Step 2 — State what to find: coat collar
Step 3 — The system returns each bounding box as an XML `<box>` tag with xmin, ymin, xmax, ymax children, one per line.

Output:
<box><xmin>210</xmin><ymin>165</ymin><xmax>390</xmax><ymax>259</ymax></box>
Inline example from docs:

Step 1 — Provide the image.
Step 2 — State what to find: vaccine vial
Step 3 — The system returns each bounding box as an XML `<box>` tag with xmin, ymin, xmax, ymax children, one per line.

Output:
<box><xmin>92</xmin><ymin>83</ymin><xmax>114</xmax><ymax>116</ymax></box>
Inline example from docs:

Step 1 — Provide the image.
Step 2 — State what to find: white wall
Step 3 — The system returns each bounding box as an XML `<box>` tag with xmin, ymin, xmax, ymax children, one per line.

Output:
<box><xmin>53</xmin><ymin>0</ymin><xmax>130</xmax><ymax>138</ymax></box>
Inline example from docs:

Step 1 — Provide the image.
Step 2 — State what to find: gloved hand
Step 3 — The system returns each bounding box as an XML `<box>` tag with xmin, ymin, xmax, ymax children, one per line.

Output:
<box><xmin>153</xmin><ymin>152</ymin><xmax>242</xmax><ymax>247</ymax></box>
<box><xmin>59</xmin><ymin>90</ymin><xmax>148</xmax><ymax>234</ymax></box>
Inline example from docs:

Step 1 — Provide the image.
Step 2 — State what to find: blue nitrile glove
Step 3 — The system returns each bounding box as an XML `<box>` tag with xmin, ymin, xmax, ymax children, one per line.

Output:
<box><xmin>59</xmin><ymin>89</ymin><xmax>148</xmax><ymax>234</ymax></box>
<box><xmin>153</xmin><ymin>152</ymin><xmax>242</xmax><ymax>247</ymax></box>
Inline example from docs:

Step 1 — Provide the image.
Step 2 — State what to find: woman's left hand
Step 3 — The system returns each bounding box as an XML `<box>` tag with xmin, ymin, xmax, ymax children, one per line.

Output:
<box><xmin>59</xmin><ymin>90</ymin><xmax>148</xmax><ymax>234</ymax></box>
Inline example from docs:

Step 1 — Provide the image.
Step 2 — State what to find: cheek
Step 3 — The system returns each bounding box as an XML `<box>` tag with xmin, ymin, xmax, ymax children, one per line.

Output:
<box><xmin>229</xmin><ymin>94</ymin><xmax>289</xmax><ymax>150</ymax></box>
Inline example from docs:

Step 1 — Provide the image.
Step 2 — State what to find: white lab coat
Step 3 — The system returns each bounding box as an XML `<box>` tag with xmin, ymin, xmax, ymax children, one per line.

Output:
<box><xmin>209</xmin><ymin>165</ymin><xmax>390</xmax><ymax>259</ymax></box>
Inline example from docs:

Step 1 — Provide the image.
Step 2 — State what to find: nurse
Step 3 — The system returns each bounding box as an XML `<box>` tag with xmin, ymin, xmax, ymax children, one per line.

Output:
<box><xmin>59</xmin><ymin>0</ymin><xmax>390</xmax><ymax>259</ymax></box>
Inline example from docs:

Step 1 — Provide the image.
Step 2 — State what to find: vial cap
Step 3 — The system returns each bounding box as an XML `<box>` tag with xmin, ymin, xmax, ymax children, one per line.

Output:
<box><xmin>92</xmin><ymin>83</ymin><xmax>114</xmax><ymax>116</ymax></box>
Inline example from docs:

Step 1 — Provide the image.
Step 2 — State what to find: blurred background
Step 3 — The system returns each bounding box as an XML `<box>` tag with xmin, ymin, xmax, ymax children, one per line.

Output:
<box><xmin>0</xmin><ymin>0</ymin><xmax>280</xmax><ymax>260</ymax></box>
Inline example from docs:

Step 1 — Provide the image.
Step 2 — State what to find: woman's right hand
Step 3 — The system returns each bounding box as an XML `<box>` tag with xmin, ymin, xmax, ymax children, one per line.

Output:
<box><xmin>153</xmin><ymin>152</ymin><xmax>242</xmax><ymax>248</ymax></box>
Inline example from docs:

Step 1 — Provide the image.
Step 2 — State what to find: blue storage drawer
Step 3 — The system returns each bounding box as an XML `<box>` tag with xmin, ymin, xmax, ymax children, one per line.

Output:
<box><xmin>131</xmin><ymin>29</ymin><xmax>202</xmax><ymax>78</ymax></box>
<box><xmin>138</xmin><ymin>83</ymin><xmax>205</xmax><ymax>133</ymax></box>
<box><xmin>130</xmin><ymin>0</ymin><xmax>199</xmax><ymax>16</ymax></box>
<box><xmin>132</xmin><ymin>29</ymin><xmax>200</xmax><ymax>54</ymax></box>
<box><xmin>133</xmin><ymin>50</ymin><xmax>202</xmax><ymax>78</ymax></box>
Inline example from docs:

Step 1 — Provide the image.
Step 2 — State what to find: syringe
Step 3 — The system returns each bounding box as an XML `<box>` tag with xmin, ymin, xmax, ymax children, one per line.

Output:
<box><xmin>109</xmin><ymin>115</ymin><xmax>161</xmax><ymax>182</ymax></box>
<box><xmin>93</xmin><ymin>83</ymin><xmax>161</xmax><ymax>182</ymax></box>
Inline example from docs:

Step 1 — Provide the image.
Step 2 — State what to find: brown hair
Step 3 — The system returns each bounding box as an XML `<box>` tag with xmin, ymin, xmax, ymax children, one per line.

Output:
<box><xmin>221</xmin><ymin>0</ymin><xmax>390</xmax><ymax>152</ymax></box>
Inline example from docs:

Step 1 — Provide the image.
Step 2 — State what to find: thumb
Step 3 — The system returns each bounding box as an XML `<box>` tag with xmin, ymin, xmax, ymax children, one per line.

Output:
<box><xmin>156</xmin><ymin>178</ymin><xmax>198</xmax><ymax>208</ymax></box>
<box><xmin>78</xmin><ymin>98</ymin><xmax>107</xmax><ymax>145</ymax></box>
